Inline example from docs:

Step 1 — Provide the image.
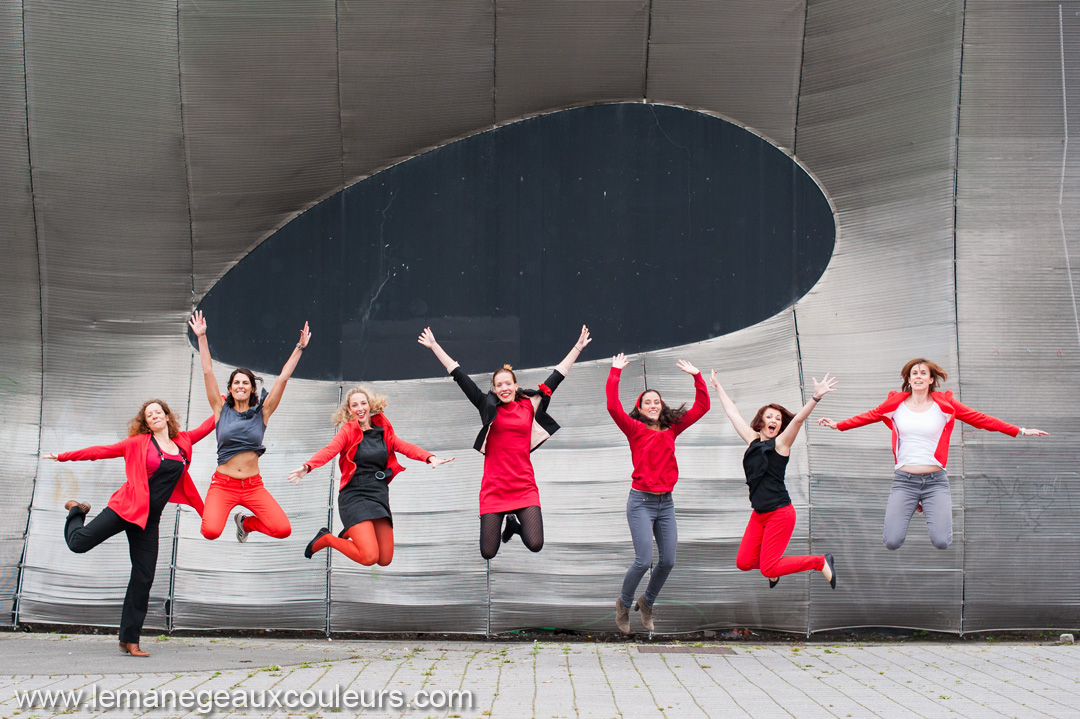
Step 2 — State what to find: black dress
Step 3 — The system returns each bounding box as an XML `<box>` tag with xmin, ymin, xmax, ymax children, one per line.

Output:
<box><xmin>338</xmin><ymin>426</ymin><xmax>394</xmax><ymax>530</ymax></box>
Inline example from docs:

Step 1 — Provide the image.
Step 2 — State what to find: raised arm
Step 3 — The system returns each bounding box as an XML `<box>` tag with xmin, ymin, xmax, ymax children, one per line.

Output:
<box><xmin>606</xmin><ymin>354</ymin><xmax>637</xmax><ymax>436</ymax></box>
<box><xmin>554</xmin><ymin>325</ymin><xmax>591</xmax><ymax>375</ymax></box>
<box><xmin>670</xmin><ymin>360</ymin><xmax>710</xmax><ymax>436</ymax></box>
<box><xmin>188</xmin><ymin>311</ymin><xmax>224</xmax><ymax>418</ymax></box>
<box><xmin>262</xmin><ymin>321</ymin><xmax>311</xmax><ymax>421</ymax></box>
<box><xmin>709</xmin><ymin>370</ymin><xmax>757</xmax><ymax>445</ymax></box>
<box><xmin>418</xmin><ymin>327</ymin><xmax>459</xmax><ymax>372</ymax></box>
<box><xmin>776</xmin><ymin>373</ymin><xmax>838</xmax><ymax>452</ymax></box>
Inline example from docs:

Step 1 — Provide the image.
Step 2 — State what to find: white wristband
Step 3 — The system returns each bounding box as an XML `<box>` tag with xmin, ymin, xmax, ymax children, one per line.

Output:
<box><xmin>1017</xmin><ymin>428</ymin><xmax>1025</xmax><ymax>437</ymax></box>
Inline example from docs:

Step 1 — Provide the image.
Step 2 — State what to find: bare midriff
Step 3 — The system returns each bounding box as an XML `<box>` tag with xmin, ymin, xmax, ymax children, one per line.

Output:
<box><xmin>216</xmin><ymin>450</ymin><xmax>261</xmax><ymax>479</ymax></box>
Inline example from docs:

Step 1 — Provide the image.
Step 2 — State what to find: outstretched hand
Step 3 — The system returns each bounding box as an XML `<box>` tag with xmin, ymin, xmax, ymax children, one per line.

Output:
<box><xmin>676</xmin><ymin>359</ymin><xmax>699</xmax><ymax>375</ymax></box>
<box><xmin>817</xmin><ymin>417</ymin><xmax>838</xmax><ymax>430</ymax></box>
<box><xmin>812</xmin><ymin>373</ymin><xmax>838</xmax><ymax>399</ymax></box>
<box><xmin>287</xmin><ymin>466</ymin><xmax>308</xmax><ymax>485</ymax></box>
<box><xmin>188</xmin><ymin>310</ymin><xmax>207</xmax><ymax>337</ymax></box>
<box><xmin>575</xmin><ymin>325</ymin><xmax>592</xmax><ymax>352</ymax></box>
<box><xmin>612</xmin><ymin>353</ymin><xmax>630</xmax><ymax>370</ymax></box>
<box><xmin>1021</xmin><ymin>428</ymin><xmax>1049</xmax><ymax>437</ymax></box>
<box><xmin>297</xmin><ymin>322</ymin><xmax>312</xmax><ymax>349</ymax></box>
<box><xmin>427</xmin><ymin>456</ymin><xmax>455</xmax><ymax>467</ymax></box>
<box><xmin>41</xmin><ymin>452</ymin><xmax>58</xmax><ymax>461</ymax></box>
<box><xmin>418</xmin><ymin>327</ymin><xmax>438</xmax><ymax>349</ymax></box>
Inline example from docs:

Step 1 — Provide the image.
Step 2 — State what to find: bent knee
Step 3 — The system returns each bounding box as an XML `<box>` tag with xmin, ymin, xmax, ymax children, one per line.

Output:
<box><xmin>656</xmin><ymin>559</ymin><xmax>675</xmax><ymax>572</ymax></box>
<box><xmin>200</xmin><ymin>526</ymin><xmax>223</xmax><ymax>540</ymax></box>
<box><xmin>524</xmin><ymin>539</ymin><xmax>544</xmax><ymax>554</ymax></box>
<box><xmin>930</xmin><ymin>535</ymin><xmax>952</xmax><ymax>550</ymax></box>
<box><xmin>882</xmin><ymin>536</ymin><xmax>905</xmax><ymax>551</ymax></box>
<box><xmin>269</xmin><ymin>526</ymin><xmax>292</xmax><ymax>540</ymax></box>
<box><xmin>736</xmin><ymin>558</ymin><xmax>756</xmax><ymax>572</ymax></box>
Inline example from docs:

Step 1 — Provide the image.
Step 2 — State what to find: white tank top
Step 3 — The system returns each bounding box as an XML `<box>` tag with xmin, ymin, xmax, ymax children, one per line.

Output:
<box><xmin>893</xmin><ymin>401</ymin><xmax>948</xmax><ymax>469</ymax></box>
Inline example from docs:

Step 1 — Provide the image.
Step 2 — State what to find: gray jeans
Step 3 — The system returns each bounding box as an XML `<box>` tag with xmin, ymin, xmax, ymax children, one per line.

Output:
<box><xmin>883</xmin><ymin>469</ymin><xmax>952</xmax><ymax>550</ymax></box>
<box><xmin>620</xmin><ymin>489</ymin><xmax>677</xmax><ymax>608</ymax></box>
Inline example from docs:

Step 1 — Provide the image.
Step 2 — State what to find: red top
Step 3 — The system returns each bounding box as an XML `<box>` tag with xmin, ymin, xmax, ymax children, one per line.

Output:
<box><xmin>57</xmin><ymin>415</ymin><xmax>216</xmax><ymax>529</ymax></box>
<box><xmin>606</xmin><ymin>367</ymin><xmax>711</xmax><ymax>493</ymax></box>
<box><xmin>836</xmin><ymin>390</ymin><xmax>1019</xmax><ymax>469</ymax></box>
<box><xmin>304</xmin><ymin>412</ymin><xmax>434</xmax><ymax>491</ymax></box>
<box><xmin>480</xmin><ymin>398</ymin><xmax>539</xmax><ymax>513</ymax></box>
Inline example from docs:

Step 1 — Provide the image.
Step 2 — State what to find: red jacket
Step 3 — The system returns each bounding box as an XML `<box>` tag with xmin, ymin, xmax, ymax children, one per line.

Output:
<box><xmin>606</xmin><ymin>367</ymin><xmax>711</xmax><ymax>493</ymax></box>
<box><xmin>58</xmin><ymin>415</ymin><xmax>216</xmax><ymax>529</ymax></box>
<box><xmin>304</xmin><ymin>413</ymin><xmax>434</xmax><ymax>491</ymax></box>
<box><xmin>836</xmin><ymin>390</ymin><xmax>1019</xmax><ymax>469</ymax></box>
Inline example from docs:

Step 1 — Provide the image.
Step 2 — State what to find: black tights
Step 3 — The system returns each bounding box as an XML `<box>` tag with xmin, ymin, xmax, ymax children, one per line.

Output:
<box><xmin>479</xmin><ymin>506</ymin><xmax>543</xmax><ymax>559</ymax></box>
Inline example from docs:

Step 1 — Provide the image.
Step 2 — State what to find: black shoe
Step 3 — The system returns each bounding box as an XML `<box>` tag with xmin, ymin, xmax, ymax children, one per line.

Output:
<box><xmin>768</xmin><ymin>578</ymin><xmax>780</xmax><ymax>589</ymax></box>
<box><xmin>501</xmin><ymin>515</ymin><xmax>521</xmax><ymax>544</ymax></box>
<box><xmin>304</xmin><ymin>528</ymin><xmax>331</xmax><ymax>559</ymax></box>
<box><xmin>824</xmin><ymin>553</ymin><xmax>836</xmax><ymax>589</ymax></box>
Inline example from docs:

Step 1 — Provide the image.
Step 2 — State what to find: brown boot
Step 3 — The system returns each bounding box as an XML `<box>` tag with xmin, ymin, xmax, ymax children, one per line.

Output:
<box><xmin>119</xmin><ymin>641</ymin><xmax>149</xmax><ymax>657</ymax></box>
<box><xmin>614</xmin><ymin>598</ymin><xmax>631</xmax><ymax>635</ymax></box>
<box><xmin>634</xmin><ymin>596</ymin><xmax>655</xmax><ymax>632</ymax></box>
<box><xmin>64</xmin><ymin>500</ymin><xmax>91</xmax><ymax>514</ymax></box>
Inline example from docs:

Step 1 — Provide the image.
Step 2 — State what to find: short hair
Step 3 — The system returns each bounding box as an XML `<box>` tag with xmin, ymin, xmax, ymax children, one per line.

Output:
<box><xmin>899</xmin><ymin>358</ymin><xmax>948</xmax><ymax>393</ymax></box>
<box><xmin>750</xmin><ymin>403</ymin><xmax>795</xmax><ymax>434</ymax></box>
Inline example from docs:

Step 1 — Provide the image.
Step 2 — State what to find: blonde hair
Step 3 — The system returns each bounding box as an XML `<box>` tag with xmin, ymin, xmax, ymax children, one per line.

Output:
<box><xmin>332</xmin><ymin>386</ymin><xmax>388</xmax><ymax>427</ymax></box>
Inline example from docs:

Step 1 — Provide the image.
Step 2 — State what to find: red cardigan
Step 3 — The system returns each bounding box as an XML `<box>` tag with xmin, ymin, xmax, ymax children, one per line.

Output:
<box><xmin>606</xmin><ymin>367</ymin><xmax>711</xmax><ymax>493</ymax></box>
<box><xmin>836</xmin><ymin>390</ymin><xmax>1019</xmax><ymax>469</ymax></box>
<box><xmin>304</xmin><ymin>413</ymin><xmax>434</xmax><ymax>491</ymax></box>
<box><xmin>57</xmin><ymin>415</ymin><xmax>216</xmax><ymax>529</ymax></box>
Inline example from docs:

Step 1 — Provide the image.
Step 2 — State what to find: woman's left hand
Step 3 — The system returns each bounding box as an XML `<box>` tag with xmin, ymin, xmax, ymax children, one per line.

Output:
<box><xmin>811</xmin><ymin>373</ymin><xmax>838</xmax><ymax>400</ymax></box>
<box><xmin>297</xmin><ymin>322</ymin><xmax>312</xmax><ymax>349</ymax></box>
<box><xmin>1021</xmin><ymin>428</ymin><xmax>1049</xmax><ymax>436</ymax></box>
<box><xmin>575</xmin><ymin>325</ymin><xmax>592</xmax><ymax>352</ymax></box>
<box><xmin>287</xmin><ymin>466</ymin><xmax>309</xmax><ymax>485</ymax></box>
<box><xmin>41</xmin><ymin>452</ymin><xmax>58</xmax><ymax>461</ymax></box>
<box><xmin>676</xmin><ymin>359</ymin><xmax>699</xmax><ymax>375</ymax></box>
<box><xmin>428</xmin><ymin>456</ymin><xmax>455</xmax><ymax>467</ymax></box>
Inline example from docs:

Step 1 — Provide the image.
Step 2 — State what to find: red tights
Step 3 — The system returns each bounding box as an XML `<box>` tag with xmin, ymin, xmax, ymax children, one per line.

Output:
<box><xmin>736</xmin><ymin>504</ymin><xmax>824</xmax><ymax>578</ymax></box>
<box><xmin>311</xmin><ymin>518</ymin><xmax>394</xmax><ymax>566</ymax></box>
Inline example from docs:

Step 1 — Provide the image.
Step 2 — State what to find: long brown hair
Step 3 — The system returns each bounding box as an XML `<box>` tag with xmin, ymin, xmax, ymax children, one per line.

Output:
<box><xmin>750</xmin><ymin>403</ymin><xmax>795</xmax><ymax>434</ymax></box>
<box><xmin>629</xmin><ymin>389</ymin><xmax>688</xmax><ymax>430</ymax></box>
<box><xmin>899</xmin><ymin>358</ymin><xmax>948</xmax><ymax>393</ymax></box>
<box><xmin>128</xmin><ymin>399</ymin><xmax>181</xmax><ymax>438</ymax></box>
<box><xmin>225</xmin><ymin>368</ymin><xmax>262</xmax><ymax>407</ymax></box>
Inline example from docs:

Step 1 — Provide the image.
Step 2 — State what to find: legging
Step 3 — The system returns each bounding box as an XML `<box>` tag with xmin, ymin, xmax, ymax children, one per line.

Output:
<box><xmin>64</xmin><ymin>506</ymin><xmax>160</xmax><ymax>644</ymax></box>
<box><xmin>736</xmin><ymin>503</ymin><xmax>824</xmax><ymax>578</ymax></box>
<box><xmin>883</xmin><ymin>468</ymin><xmax>951</xmax><ymax>550</ymax></box>
<box><xmin>311</xmin><ymin>518</ymin><xmax>394</xmax><ymax>566</ymax></box>
<box><xmin>479</xmin><ymin>506</ymin><xmax>543</xmax><ymax>559</ymax></box>
<box><xmin>200</xmin><ymin>472</ymin><xmax>291</xmax><ymax>539</ymax></box>
<box><xmin>620</xmin><ymin>489</ymin><xmax>677</xmax><ymax>608</ymax></box>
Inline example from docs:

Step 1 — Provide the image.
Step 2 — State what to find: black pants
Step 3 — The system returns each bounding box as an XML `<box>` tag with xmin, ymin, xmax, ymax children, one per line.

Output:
<box><xmin>65</xmin><ymin>506</ymin><xmax>161</xmax><ymax>644</ymax></box>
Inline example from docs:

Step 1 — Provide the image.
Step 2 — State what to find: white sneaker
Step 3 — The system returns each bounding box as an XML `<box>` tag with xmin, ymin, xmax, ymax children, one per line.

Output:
<box><xmin>234</xmin><ymin>512</ymin><xmax>249</xmax><ymax>543</ymax></box>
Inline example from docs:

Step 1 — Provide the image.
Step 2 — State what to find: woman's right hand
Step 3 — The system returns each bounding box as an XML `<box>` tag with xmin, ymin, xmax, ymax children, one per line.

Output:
<box><xmin>709</xmin><ymin>369</ymin><xmax>723</xmax><ymax>392</ymax></box>
<box><xmin>817</xmin><ymin>418</ymin><xmax>838</xmax><ymax>430</ymax></box>
<box><xmin>287</xmin><ymin>466</ymin><xmax>309</xmax><ymax>485</ymax></box>
<box><xmin>188</xmin><ymin>310</ymin><xmax>207</xmax><ymax>337</ymax></box>
<box><xmin>41</xmin><ymin>452</ymin><xmax>58</xmax><ymax>461</ymax></box>
<box><xmin>417</xmin><ymin>327</ymin><xmax>438</xmax><ymax>349</ymax></box>
<box><xmin>612</xmin><ymin>353</ymin><xmax>630</xmax><ymax>370</ymax></box>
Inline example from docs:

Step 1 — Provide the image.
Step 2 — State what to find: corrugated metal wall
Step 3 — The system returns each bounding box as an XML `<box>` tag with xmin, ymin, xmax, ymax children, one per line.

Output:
<box><xmin>4</xmin><ymin>0</ymin><xmax>1076</xmax><ymax>635</ymax></box>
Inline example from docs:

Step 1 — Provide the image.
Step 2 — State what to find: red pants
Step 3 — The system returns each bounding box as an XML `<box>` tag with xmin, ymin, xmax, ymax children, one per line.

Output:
<box><xmin>312</xmin><ymin>518</ymin><xmax>394</xmax><ymax>566</ymax></box>
<box><xmin>736</xmin><ymin>504</ymin><xmax>823</xmax><ymax>578</ymax></box>
<box><xmin>201</xmin><ymin>472</ymin><xmax>292</xmax><ymax>540</ymax></box>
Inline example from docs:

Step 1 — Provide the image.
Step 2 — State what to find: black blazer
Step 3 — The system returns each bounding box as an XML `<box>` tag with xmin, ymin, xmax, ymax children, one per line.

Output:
<box><xmin>450</xmin><ymin>366</ymin><xmax>566</xmax><ymax>454</ymax></box>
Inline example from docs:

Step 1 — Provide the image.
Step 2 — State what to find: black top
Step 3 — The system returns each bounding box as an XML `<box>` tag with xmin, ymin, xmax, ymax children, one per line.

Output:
<box><xmin>352</xmin><ymin>426</ymin><xmax>390</xmax><ymax>475</ymax></box>
<box><xmin>742</xmin><ymin>437</ymin><xmax>792</xmax><ymax>514</ymax></box>
<box><xmin>148</xmin><ymin>436</ymin><xmax>188</xmax><ymax>519</ymax></box>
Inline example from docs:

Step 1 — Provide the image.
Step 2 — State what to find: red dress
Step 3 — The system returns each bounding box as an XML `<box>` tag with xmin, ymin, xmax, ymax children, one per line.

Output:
<box><xmin>479</xmin><ymin>399</ymin><xmax>539</xmax><ymax>514</ymax></box>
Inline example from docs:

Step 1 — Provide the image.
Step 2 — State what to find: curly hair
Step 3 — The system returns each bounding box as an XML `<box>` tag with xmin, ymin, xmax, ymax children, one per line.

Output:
<box><xmin>224</xmin><ymin>368</ymin><xmax>262</xmax><ymax>407</ymax></box>
<box><xmin>899</xmin><ymin>358</ymin><xmax>948</xmax><ymax>393</ymax></box>
<box><xmin>492</xmin><ymin>364</ymin><xmax>526</xmax><ymax>401</ymax></box>
<box><xmin>750</xmin><ymin>403</ymin><xmax>795</xmax><ymax>434</ymax></box>
<box><xmin>128</xmin><ymin>399</ymin><xmax>181</xmax><ymax>438</ymax></box>
<box><xmin>332</xmin><ymin>386</ymin><xmax>389</xmax><ymax>427</ymax></box>
<box><xmin>628</xmin><ymin>389</ymin><xmax>688</xmax><ymax>430</ymax></box>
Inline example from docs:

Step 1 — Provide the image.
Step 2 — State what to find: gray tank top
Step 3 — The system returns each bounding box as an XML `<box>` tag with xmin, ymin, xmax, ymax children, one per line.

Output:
<box><xmin>216</xmin><ymin>389</ymin><xmax>269</xmax><ymax>465</ymax></box>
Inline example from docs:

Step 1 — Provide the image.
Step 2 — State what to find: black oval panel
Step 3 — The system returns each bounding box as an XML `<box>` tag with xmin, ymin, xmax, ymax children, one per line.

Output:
<box><xmin>194</xmin><ymin>103</ymin><xmax>835</xmax><ymax>381</ymax></box>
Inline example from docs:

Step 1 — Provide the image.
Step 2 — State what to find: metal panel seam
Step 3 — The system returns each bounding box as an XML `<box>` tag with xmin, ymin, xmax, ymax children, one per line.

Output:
<box><xmin>953</xmin><ymin>0</ymin><xmax>968</xmax><ymax>636</ymax></box>
<box><xmin>792</xmin><ymin>0</ymin><xmax>809</xmax><ymax>156</ymax></box>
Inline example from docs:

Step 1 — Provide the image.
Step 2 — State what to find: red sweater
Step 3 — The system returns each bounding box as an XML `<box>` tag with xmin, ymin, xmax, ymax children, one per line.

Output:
<box><xmin>606</xmin><ymin>367</ymin><xmax>710</xmax><ymax>493</ymax></box>
<box><xmin>304</xmin><ymin>413</ymin><xmax>434</xmax><ymax>491</ymax></box>
<box><xmin>57</xmin><ymin>415</ymin><xmax>216</xmax><ymax>529</ymax></box>
<box><xmin>836</xmin><ymin>390</ymin><xmax>1019</xmax><ymax>469</ymax></box>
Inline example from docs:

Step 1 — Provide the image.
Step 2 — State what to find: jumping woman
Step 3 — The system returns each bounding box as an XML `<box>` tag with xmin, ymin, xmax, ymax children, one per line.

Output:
<box><xmin>44</xmin><ymin>399</ymin><xmax>214</xmax><ymax>657</ymax></box>
<box><xmin>188</xmin><ymin>310</ymin><xmax>309</xmax><ymax>543</ymax></box>
<box><xmin>710</xmin><ymin>370</ymin><xmax>837</xmax><ymax>590</ymax></box>
<box><xmin>418</xmin><ymin>325</ymin><xmax>591</xmax><ymax>559</ymax></box>
<box><xmin>607</xmin><ymin>353</ymin><xmax>710</xmax><ymax>634</ymax></box>
<box><xmin>288</xmin><ymin>385</ymin><xmax>453</xmax><ymax>565</ymax></box>
<box><xmin>817</xmin><ymin>358</ymin><xmax>1048</xmax><ymax>550</ymax></box>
